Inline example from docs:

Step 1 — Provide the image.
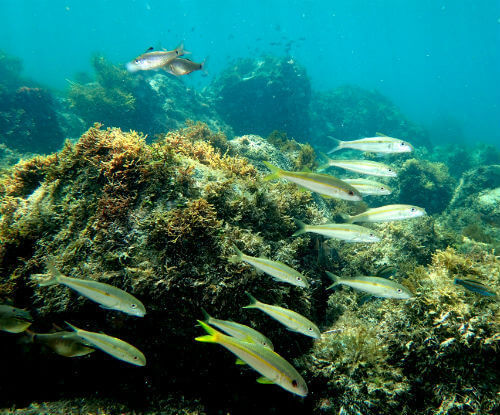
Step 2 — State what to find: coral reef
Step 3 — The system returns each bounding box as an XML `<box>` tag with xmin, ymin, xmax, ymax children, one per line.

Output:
<box><xmin>309</xmin><ymin>85</ymin><xmax>431</xmax><ymax>150</ymax></box>
<box><xmin>207</xmin><ymin>56</ymin><xmax>311</xmax><ymax>140</ymax></box>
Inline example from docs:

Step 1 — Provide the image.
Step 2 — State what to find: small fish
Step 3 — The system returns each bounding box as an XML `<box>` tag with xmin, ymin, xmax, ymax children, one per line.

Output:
<box><xmin>164</xmin><ymin>57</ymin><xmax>205</xmax><ymax>76</ymax></box>
<box><xmin>201</xmin><ymin>308</ymin><xmax>274</xmax><ymax>350</ymax></box>
<box><xmin>0</xmin><ymin>304</ymin><xmax>33</xmax><ymax>333</ymax></box>
<box><xmin>343</xmin><ymin>204</ymin><xmax>426</xmax><ymax>223</ymax></box>
<box><xmin>327</xmin><ymin>133</ymin><xmax>414</xmax><ymax>154</ymax></box>
<box><xmin>126</xmin><ymin>44</ymin><xmax>188</xmax><ymax>72</ymax></box>
<box><xmin>229</xmin><ymin>245</ymin><xmax>308</xmax><ymax>288</ymax></box>
<box><xmin>195</xmin><ymin>320</ymin><xmax>308</xmax><ymax>396</ymax></box>
<box><xmin>263</xmin><ymin>161</ymin><xmax>362</xmax><ymax>201</ymax></box>
<box><xmin>31</xmin><ymin>259</ymin><xmax>146</xmax><ymax>317</ymax></box>
<box><xmin>243</xmin><ymin>293</ymin><xmax>321</xmax><ymax>339</ymax></box>
<box><xmin>27</xmin><ymin>330</ymin><xmax>95</xmax><ymax>357</ymax></box>
<box><xmin>65</xmin><ymin>322</ymin><xmax>146</xmax><ymax>366</ymax></box>
<box><xmin>326</xmin><ymin>271</ymin><xmax>413</xmax><ymax>299</ymax></box>
<box><xmin>320</xmin><ymin>157</ymin><xmax>397</xmax><ymax>178</ymax></box>
<box><xmin>342</xmin><ymin>178</ymin><xmax>392</xmax><ymax>196</ymax></box>
<box><xmin>454</xmin><ymin>278</ymin><xmax>497</xmax><ymax>297</ymax></box>
<box><xmin>292</xmin><ymin>219</ymin><xmax>380</xmax><ymax>243</ymax></box>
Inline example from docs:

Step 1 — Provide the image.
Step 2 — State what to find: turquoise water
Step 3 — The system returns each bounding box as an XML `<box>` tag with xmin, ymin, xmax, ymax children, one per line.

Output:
<box><xmin>0</xmin><ymin>0</ymin><xmax>499</xmax><ymax>147</ymax></box>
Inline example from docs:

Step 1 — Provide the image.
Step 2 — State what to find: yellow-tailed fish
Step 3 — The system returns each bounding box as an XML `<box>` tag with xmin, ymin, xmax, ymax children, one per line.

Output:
<box><xmin>229</xmin><ymin>244</ymin><xmax>308</xmax><ymax>288</ymax></box>
<box><xmin>27</xmin><ymin>330</ymin><xmax>95</xmax><ymax>357</ymax></box>
<box><xmin>243</xmin><ymin>293</ymin><xmax>321</xmax><ymax>339</ymax></box>
<box><xmin>326</xmin><ymin>271</ymin><xmax>413</xmax><ymax>299</ymax></box>
<box><xmin>31</xmin><ymin>259</ymin><xmax>146</xmax><ymax>317</ymax></box>
<box><xmin>454</xmin><ymin>278</ymin><xmax>497</xmax><ymax>297</ymax></box>
<box><xmin>343</xmin><ymin>204</ymin><xmax>426</xmax><ymax>223</ymax></box>
<box><xmin>319</xmin><ymin>157</ymin><xmax>397</xmax><ymax>178</ymax></box>
<box><xmin>292</xmin><ymin>219</ymin><xmax>381</xmax><ymax>243</ymax></box>
<box><xmin>195</xmin><ymin>320</ymin><xmax>308</xmax><ymax>396</ymax></box>
<box><xmin>126</xmin><ymin>44</ymin><xmax>188</xmax><ymax>72</ymax></box>
<box><xmin>65</xmin><ymin>322</ymin><xmax>146</xmax><ymax>366</ymax></box>
<box><xmin>164</xmin><ymin>57</ymin><xmax>205</xmax><ymax>76</ymax></box>
<box><xmin>0</xmin><ymin>304</ymin><xmax>33</xmax><ymax>333</ymax></box>
<box><xmin>327</xmin><ymin>133</ymin><xmax>414</xmax><ymax>154</ymax></box>
<box><xmin>342</xmin><ymin>178</ymin><xmax>392</xmax><ymax>196</ymax></box>
<box><xmin>263</xmin><ymin>161</ymin><xmax>362</xmax><ymax>202</ymax></box>
<box><xmin>202</xmin><ymin>308</ymin><xmax>274</xmax><ymax>349</ymax></box>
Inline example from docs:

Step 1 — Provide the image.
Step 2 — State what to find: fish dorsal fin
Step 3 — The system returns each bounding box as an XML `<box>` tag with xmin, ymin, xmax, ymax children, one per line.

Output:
<box><xmin>375</xmin><ymin>132</ymin><xmax>389</xmax><ymax>137</ymax></box>
<box><xmin>145</xmin><ymin>46</ymin><xmax>154</xmax><ymax>52</ymax></box>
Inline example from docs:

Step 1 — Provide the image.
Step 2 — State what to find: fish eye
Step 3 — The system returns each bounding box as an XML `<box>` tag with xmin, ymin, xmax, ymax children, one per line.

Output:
<box><xmin>292</xmin><ymin>380</ymin><xmax>298</xmax><ymax>388</ymax></box>
<box><xmin>131</xmin><ymin>304</ymin><xmax>137</xmax><ymax>308</ymax></box>
<box><xmin>380</xmin><ymin>187</ymin><xmax>385</xmax><ymax>190</ymax></box>
<box><xmin>388</xmin><ymin>168</ymin><xmax>393</xmax><ymax>172</ymax></box>
<box><xmin>297</xmin><ymin>277</ymin><xmax>302</xmax><ymax>281</ymax></box>
<box><xmin>308</xmin><ymin>327</ymin><xmax>313</xmax><ymax>331</ymax></box>
<box><xmin>348</xmin><ymin>191</ymin><xmax>354</xmax><ymax>196</ymax></box>
<box><xmin>400</xmin><ymin>142</ymin><xmax>405</xmax><ymax>146</ymax></box>
<box><xmin>133</xmin><ymin>356</ymin><xmax>138</xmax><ymax>360</ymax></box>
<box><xmin>397</xmin><ymin>288</ymin><xmax>403</xmax><ymax>293</ymax></box>
<box><xmin>410</xmin><ymin>207</ymin><xmax>416</xmax><ymax>212</ymax></box>
<box><xmin>369</xmin><ymin>233</ymin><xmax>374</xmax><ymax>237</ymax></box>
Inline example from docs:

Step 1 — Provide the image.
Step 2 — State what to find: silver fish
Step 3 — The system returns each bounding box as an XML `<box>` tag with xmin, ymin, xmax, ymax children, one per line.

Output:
<box><xmin>126</xmin><ymin>44</ymin><xmax>188</xmax><ymax>72</ymax></box>
<box><xmin>326</xmin><ymin>271</ymin><xmax>413</xmax><ymax>299</ymax></box>
<box><xmin>0</xmin><ymin>304</ymin><xmax>32</xmax><ymax>333</ymax></box>
<box><xmin>327</xmin><ymin>133</ymin><xmax>414</xmax><ymax>154</ymax></box>
<box><xmin>31</xmin><ymin>259</ymin><xmax>146</xmax><ymax>317</ymax></box>
<box><xmin>164</xmin><ymin>58</ymin><xmax>205</xmax><ymax>76</ymax></box>
<box><xmin>293</xmin><ymin>219</ymin><xmax>381</xmax><ymax>243</ymax></box>
<box><xmin>320</xmin><ymin>157</ymin><xmax>397</xmax><ymax>177</ymax></box>
<box><xmin>66</xmin><ymin>322</ymin><xmax>146</xmax><ymax>366</ymax></box>
<box><xmin>344</xmin><ymin>204</ymin><xmax>426</xmax><ymax>223</ymax></box>
<box><xmin>28</xmin><ymin>330</ymin><xmax>95</xmax><ymax>357</ymax></box>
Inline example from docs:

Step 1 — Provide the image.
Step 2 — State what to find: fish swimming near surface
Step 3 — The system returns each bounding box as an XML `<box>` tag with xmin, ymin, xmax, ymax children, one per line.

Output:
<box><xmin>327</xmin><ymin>133</ymin><xmax>414</xmax><ymax>154</ymax></box>
<box><xmin>126</xmin><ymin>44</ymin><xmax>188</xmax><ymax>72</ymax></box>
<box><xmin>164</xmin><ymin>57</ymin><xmax>205</xmax><ymax>76</ymax></box>
<box><xmin>26</xmin><ymin>330</ymin><xmax>95</xmax><ymax>357</ymax></box>
<box><xmin>31</xmin><ymin>259</ymin><xmax>146</xmax><ymax>317</ymax></box>
<box><xmin>342</xmin><ymin>204</ymin><xmax>427</xmax><ymax>223</ymax></box>
<box><xmin>0</xmin><ymin>304</ymin><xmax>33</xmax><ymax>333</ymax></box>
<box><xmin>65</xmin><ymin>322</ymin><xmax>146</xmax><ymax>366</ymax></box>
<box><xmin>319</xmin><ymin>157</ymin><xmax>397</xmax><ymax>178</ymax></box>
<box><xmin>326</xmin><ymin>271</ymin><xmax>414</xmax><ymax>299</ymax></box>
<box><xmin>201</xmin><ymin>308</ymin><xmax>274</xmax><ymax>350</ymax></box>
<box><xmin>262</xmin><ymin>161</ymin><xmax>363</xmax><ymax>201</ymax></box>
<box><xmin>195</xmin><ymin>320</ymin><xmax>308</xmax><ymax>396</ymax></box>
<box><xmin>292</xmin><ymin>219</ymin><xmax>381</xmax><ymax>243</ymax></box>
<box><xmin>229</xmin><ymin>244</ymin><xmax>309</xmax><ymax>288</ymax></box>
<box><xmin>243</xmin><ymin>293</ymin><xmax>321</xmax><ymax>339</ymax></box>
<box><xmin>342</xmin><ymin>178</ymin><xmax>392</xmax><ymax>196</ymax></box>
<box><xmin>454</xmin><ymin>278</ymin><xmax>497</xmax><ymax>297</ymax></box>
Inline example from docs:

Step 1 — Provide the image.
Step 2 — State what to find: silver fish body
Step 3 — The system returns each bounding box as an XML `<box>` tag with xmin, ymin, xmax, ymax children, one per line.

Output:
<box><xmin>126</xmin><ymin>44</ymin><xmax>187</xmax><ymax>72</ymax></box>
<box><xmin>0</xmin><ymin>304</ymin><xmax>32</xmax><ymax>333</ymax></box>
<box><xmin>31</xmin><ymin>259</ymin><xmax>146</xmax><ymax>317</ymax></box>
<box><xmin>164</xmin><ymin>58</ymin><xmax>204</xmax><ymax>76</ymax></box>
<box><xmin>326</xmin><ymin>271</ymin><xmax>413</xmax><ymax>299</ymax></box>
<box><xmin>66</xmin><ymin>322</ymin><xmax>146</xmax><ymax>366</ymax></box>
<box><xmin>293</xmin><ymin>219</ymin><xmax>380</xmax><ymax>243</ymax></box>
<box><xmin>322</xmin><ymin>158</ymin><xmax>397</xmax><ymax>177</ymax></box>
<box><xmin>243</xmin><ymin>293</ymin><xmax>321</xmax><ymax>339</ymax></box>
<box><xmin>345</xmin><ymin>204</ymin><xmax>426</xmax><ymax>223</ymax></box>
<box><xmin>328</xmin><ymin>135</ymin><xmax>414</xmax><ymax>154</ymax></box>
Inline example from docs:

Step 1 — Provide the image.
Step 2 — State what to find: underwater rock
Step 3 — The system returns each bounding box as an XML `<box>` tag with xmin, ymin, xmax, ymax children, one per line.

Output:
<box><xmin>207</xmin><ymin>56</ymin><xmax>311</xmax><ymax>140</ymax></box>
<box><xmin>395</xmin><ymin>158</ymin><xmax>456</xmax><ymax>215</ymax></box>
<box><xmin>310</xmin><ymin>85</ymin><xmax>431</xmax><ymax>151</ymax></box>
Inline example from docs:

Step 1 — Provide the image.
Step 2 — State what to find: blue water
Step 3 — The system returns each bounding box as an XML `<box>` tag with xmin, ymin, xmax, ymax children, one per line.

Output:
<box><xmin>0</xmin><ymin>0</ymin><xmax>499</xmax><ymax>147</ymax></box>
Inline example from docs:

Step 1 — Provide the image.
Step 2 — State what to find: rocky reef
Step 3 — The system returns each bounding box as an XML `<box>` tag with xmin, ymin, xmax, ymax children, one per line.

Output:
<box><xmin>0</xmin><ymin>121</ymin><xmax>498</xmax><ymax>414</ymax></box>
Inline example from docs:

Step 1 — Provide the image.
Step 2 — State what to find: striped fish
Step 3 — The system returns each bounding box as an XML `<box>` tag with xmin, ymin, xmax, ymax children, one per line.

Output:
<box><xmin>344</xmin><ymin>204</ymin><xmax>426</xmax><ymax>223</ymax></box>
<box><xmin>229</xmin><ymin>245</ymin><xmax>308</xmax><ymax>288</ymax></box>
<box><xmin>201</xmin><ymin>308</ymin><xmax>274</xmax><ymax>350</ymax></box>
<box><xmin>31</xmin><ymin>259</ymin><xmax>146</xmax><ymax>317</ymax></box>
<box><xmin>454</xmin><ymin>278</ymin><xmax>497</xmax><ymax>297</ymax></box>
<box><xmin>326</xmin><ymin>271</ymin><xmax>413</xmax><ymax>299</ymax></box>
<box><xmin>343</xmin><ymin>178</ymin><xmax>392</xmax><ymax>196</ymax></box>
<box><xmin>243</xmin><ymin>293</ymin><xmax>321</xmax><ymax>339</ymax></box>
<box><xmin>66</xmin><ymin>322</ymin><xmax>146</xmax><ymax>366</ymax></box>
<box><xmin>327</xmin><ymin>134</ymin><xmax>414</xmax><ymax>154</ymax></box>
<box><xmin>262</xmin><ymin>161</ymin><xmax>362</xmax><ymax>201</ymax></box>
<box><xmin>195</xmin><ymin>320</ymin><xmax>308</xmax><ymax>396</ymax></box>
<box><xmin>292</xmin><ymin>219</ymin><xmax>381</xmax><ymax>243</ymax></box>
<box><xmin>320</xmin><ymin>157</ymin><xmax>397</xmax><ymax>177</ymax></box>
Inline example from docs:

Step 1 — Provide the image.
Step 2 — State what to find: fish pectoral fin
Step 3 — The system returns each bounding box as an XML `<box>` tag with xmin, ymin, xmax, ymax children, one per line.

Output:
<box><xmin>235</xmin><ymin>358</ymin><xmax>246</xmax><ymax>365</ymax></box>
<box><xmin>99</xmin><ymin>305</ymin><xmax>115</xmax><ymax>310</ymax></box>
<box><xmin>256</xmin><ymin>376</ymin><xmax>274</xmax><ymax>384</ymax></box>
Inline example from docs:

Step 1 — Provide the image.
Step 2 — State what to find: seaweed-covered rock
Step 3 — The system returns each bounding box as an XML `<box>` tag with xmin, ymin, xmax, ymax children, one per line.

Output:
<box><xmin>207</xmin><ymin>56</ymin><xmax>311</xmax><ymax>140</ymax></box>
<box><xmin>396</xmin><ymin>158</ymin><xmax>456</xmax><ymax>215</ymax></box>
<box><xmin>68</xmin><ymin>56</ymin><xmax>231</xmax><ymax>138</ymax></box>
<box><xmin>310</xmin><ymin>85</ymin><xmax>431</xmax><ymax>150</ymax></box>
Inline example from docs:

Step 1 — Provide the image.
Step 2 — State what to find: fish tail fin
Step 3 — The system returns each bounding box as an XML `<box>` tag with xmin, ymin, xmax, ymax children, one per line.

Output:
<box><xmin>228</xmin><ymin>244</ymin><xmax>244</xmax><ymax>264</ymax></box>
<box><xmin>31</xmin><ymin>258</ymin><xmax>62</xmax><ymax>286</ymax></box>
<box><xmin>200</xmin><ymin>307</ymin><xmax>212</xmax><ymax>323</ymax></box>
<box><xmin>262</xmin><ymin>161</ymin><xmax>282</xmax><ymax>181</ymax></box>
<box><xmin>195</xmin><ymin>320</ymin><xmax>221</xmax><ymax>343</ymax></box>
<box><xmin>339</xmin><ymin>213</ymin><xmax>353</xmax><ymax>224</ymax></box>
<box><xmin>243</xmin><ymin>292</ymin><xmax>259</xmax><ymax>309</ymax></box>
<box><xmin>326</xmin><ymin>136</ymin><xmax>343</xmax><ymax>154</ymax></box>
<box><xmin>292</xmin><ymin>218</ymin><xmax>308</xmax><ymax>236</ymax></box>
<box><xmin>325</xmin><ymin>271</ymin><xmax>340</xmax><ymax>289</ymax></box>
